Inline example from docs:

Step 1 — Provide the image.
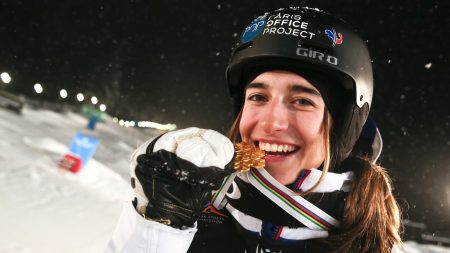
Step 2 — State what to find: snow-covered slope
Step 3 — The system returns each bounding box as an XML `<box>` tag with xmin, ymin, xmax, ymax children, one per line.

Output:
<box><xmin>0</xmin><ymin>107</ymin><xmax>157</xmax><ymax>253</ymax></box>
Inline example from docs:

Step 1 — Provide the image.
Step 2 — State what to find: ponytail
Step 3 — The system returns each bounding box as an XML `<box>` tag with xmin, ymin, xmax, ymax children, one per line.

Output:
<box><xmin>324</xmin><ymin>156</ymin><xmax>403</xmax><ymax>253</ymax></box>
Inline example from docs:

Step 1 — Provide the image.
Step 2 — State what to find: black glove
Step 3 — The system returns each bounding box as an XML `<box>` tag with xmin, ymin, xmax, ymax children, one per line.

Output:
<box><xmin>130</xmin><ymin>127</ymin><xmax>235</xmax><ymax>229</ymax></box>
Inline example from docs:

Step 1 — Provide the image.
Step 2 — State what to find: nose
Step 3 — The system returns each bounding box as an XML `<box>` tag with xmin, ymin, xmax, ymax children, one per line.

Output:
<box><xmin>260</xmin><ymin>99</ymin><xmax>289</xmax><ymax>134</ymax></box>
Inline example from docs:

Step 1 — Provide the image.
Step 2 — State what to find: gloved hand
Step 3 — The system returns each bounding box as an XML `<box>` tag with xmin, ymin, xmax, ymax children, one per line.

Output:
<box><xmin>130</xmin><ymin>127</ymin><xmax>235</xmax><ymax>229</ymax></box>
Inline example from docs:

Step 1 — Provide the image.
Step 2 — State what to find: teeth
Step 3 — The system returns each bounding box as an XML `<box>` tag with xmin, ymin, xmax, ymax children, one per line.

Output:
<box><xmin>258</xmin><ymin>142</ymin><xmax>297</xmax><ymax>153</ymax></box>
<box><xmin>270</xmin><ymin>144</ymin><xmax>277</xmax><ymax>152</ymax></box>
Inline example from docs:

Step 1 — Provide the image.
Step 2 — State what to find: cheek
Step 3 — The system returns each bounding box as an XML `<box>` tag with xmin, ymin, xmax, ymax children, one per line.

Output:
<box><xmin>294</xmin><ymin>113</ymin><xmax>325</xmax><ymax>141</ymax></box>
<box><xmin>239</xmin><ymin>105</ymin><xmax>257</xmax><ymax>141</ymax></box>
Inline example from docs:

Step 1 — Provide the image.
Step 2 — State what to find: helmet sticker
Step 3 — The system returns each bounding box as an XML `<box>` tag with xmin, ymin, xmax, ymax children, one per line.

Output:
<box><xmin>261</xmin><ymin>11</ymin><xmax>316</xmax><ymax>40</ymax></box>
<box><xmin>325</xmin><ymin>28</ymin><xmax>343</xmax><ymax>46</ymax></box>
<box><xmin>241</xmin><ymin>16</ymin><xmax>267</xmax><ymax>43</ymax></box>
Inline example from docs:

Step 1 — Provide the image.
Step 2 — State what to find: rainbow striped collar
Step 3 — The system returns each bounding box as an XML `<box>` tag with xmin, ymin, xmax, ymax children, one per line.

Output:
<box><xmin>213</xmin><ymin>168</ymin><xmax>354</xmax><ymax>230</ymax></box>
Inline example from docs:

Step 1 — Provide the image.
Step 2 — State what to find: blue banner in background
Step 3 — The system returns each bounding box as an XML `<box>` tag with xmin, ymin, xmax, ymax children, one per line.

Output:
<box><xmin>68</xmin><ymin>132</ymin><xmax>99</xmax><ymax>168</ymax></box>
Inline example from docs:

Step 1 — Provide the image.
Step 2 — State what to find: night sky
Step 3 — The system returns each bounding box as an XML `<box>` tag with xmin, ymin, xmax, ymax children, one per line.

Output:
<box><xmin>1</xmin><ymin>0</ymin><xmax>449</xmax><ymax>237</ymax></box>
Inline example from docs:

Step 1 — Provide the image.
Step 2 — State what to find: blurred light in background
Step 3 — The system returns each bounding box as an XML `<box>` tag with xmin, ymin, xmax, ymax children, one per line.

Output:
<box><xmin>99</xmin><ymin>104</ymin><xmax>106</xmax><ymax>112</ymax></box>
<box><xmin>76</xmin><ymin>93</ymin><xmax>84</xmax><ymax>102</ymax></box>
<box><xmin>0</xmin><ymin>72</ymin><xmax>11</xmax><ymax>84</ymax></box>
<box><xmin>137</xmin><ymin>120</ymin><xmax>177</xmax><ymax>131</ymax></box>
<box><xmin>59</xmin><ymin>89</ymin><xmax>68</xmax><ymax>99</ymax></box>
<box><xmin>114</xmin><ymin>118</ymin><xmax>176</xmax><ymax>131</ymax></box>
<box><xmin>34</xmin><ymin>83</ymin><xmax>43</xmax><ymax>94</ymax></box>
<box><xmin>91</xmin><ymin>96</ymin><xmax>98</xmax><ymax>105</ymax></box>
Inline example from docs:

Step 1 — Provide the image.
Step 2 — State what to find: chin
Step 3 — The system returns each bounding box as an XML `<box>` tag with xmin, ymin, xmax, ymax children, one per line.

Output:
<box><xmin>264</xmin><ymin>161</ymin><xmax>301</xmax><ymax>185</ymax></box>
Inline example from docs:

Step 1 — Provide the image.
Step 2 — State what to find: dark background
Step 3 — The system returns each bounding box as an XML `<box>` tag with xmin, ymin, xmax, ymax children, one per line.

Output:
<box><xmin>1</xmin><ymin>0</ymin><xmax>449</xmax><ymax>238</ymax></box>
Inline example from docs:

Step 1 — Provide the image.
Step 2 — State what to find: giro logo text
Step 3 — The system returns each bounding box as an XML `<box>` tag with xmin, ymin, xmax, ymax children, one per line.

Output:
<box><xmin>296</xmin><ymin>47</ymin><xmax>338</xmax><ymax>66</ymax></box>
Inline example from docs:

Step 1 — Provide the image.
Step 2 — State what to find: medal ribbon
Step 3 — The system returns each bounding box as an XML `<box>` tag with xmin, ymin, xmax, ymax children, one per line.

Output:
<box><xmin>248</xmin><ymin>168</ymin><xmax>340</xmax><ymax>230</ymax></box>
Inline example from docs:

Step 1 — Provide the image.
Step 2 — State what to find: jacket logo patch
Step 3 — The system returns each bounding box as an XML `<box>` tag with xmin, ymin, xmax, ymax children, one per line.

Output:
<box><xmin>202</xmin><ymin>205</ymin><xmax>227</xmax><ymax>217</ymax></box>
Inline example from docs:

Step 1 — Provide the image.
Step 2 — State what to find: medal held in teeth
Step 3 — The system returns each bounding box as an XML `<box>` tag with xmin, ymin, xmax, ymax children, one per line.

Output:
<box><xmin>234</xmin><ymin>142</ymin><xmax>265</xmax><ymax>172</ymax></box>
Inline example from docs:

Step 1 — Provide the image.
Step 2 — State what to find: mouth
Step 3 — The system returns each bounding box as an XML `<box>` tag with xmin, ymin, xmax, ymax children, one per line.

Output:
<box><xmin>255</xmin><ymin>140</ymin><xmax>300</xmax><ymax>157</ymax></box>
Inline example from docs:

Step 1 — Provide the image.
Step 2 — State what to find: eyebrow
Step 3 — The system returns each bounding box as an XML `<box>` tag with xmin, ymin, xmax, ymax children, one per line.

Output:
<box><xmin>290</xmin><ymin>84</ymin><xmax>321</xmax><ymax>96</ymax></box>
<box><xmin>246</xmin><ymin>82</ymin><xmax>322</xmax><ymax>97</ymax></box>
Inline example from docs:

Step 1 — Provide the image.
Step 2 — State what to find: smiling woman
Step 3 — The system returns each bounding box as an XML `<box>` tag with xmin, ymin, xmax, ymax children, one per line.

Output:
<box><xmin>106</xmin><ymin>6</ymin><xmax>402</xmax><ymax>253</ymax></box>
<box><xmin>238</xmin><ymin>71</ymin><xmax>327</xmax><ymax>185</ymax></box>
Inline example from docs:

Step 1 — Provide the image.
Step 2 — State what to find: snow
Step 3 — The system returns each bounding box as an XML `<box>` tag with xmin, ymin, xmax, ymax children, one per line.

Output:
<box><xmin>0</xmin><ymin>106</ymin><xmax>157</xmax><ymax>253</ymax></box>
<box><xmin>0</xmin><ymin>106</ymin><xmax>449</xmax><ymax>253</ymax></box>
<box><xmin>395</xmin><ymin>241</ymin><xmax>450</xmax><ymax>253</ymax></box>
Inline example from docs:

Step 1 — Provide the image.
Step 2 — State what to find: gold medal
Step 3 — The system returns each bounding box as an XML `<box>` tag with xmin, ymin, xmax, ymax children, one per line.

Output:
<box><xmin>233</xmin><ymin>142</ymin><xmax>265</xmax><ymax>172</ymax></box>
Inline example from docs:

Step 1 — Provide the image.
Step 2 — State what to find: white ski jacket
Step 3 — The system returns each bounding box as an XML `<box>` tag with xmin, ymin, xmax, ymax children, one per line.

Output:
<box><xmin>104</xmin><ymin>201</ymin><xmax>197</xmax><ymax>253</ymax></box>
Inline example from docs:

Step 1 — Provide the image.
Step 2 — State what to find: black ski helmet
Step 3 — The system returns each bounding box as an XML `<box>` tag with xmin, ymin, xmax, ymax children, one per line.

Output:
<box><xmin>226</xmin><ymin>7</ymin><xmax>373</xmax><ymax>164</ymax></box>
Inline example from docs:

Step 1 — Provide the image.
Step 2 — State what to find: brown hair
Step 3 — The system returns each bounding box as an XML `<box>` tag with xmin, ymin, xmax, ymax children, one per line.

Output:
<box><xmin>228</xmin><ymin>107</ymin><xmax>402</xmax><ymax>252</ymax></box>
<box><xmin>323</xmin><ymin>156</ymin><xmax>403</xmax><ymax>253</ymax></box>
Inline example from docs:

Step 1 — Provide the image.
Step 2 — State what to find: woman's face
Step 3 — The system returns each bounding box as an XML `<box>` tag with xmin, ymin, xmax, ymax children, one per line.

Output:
<box><xmin>239</xmin><ymin>70</ymin><xmax>327</xmax><ymax>185</ymax></box>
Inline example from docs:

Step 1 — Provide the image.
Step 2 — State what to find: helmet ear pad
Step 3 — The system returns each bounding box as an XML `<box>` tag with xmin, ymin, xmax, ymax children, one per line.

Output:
<box><xmin>331</xmin><ymin>102</ymin><xmax>370</xmax><ymax>167</ymax></box>
<box><xmin>351</xmin><ymin>115</ymin><xmax>383</xmax><ymax>164</ymax></box>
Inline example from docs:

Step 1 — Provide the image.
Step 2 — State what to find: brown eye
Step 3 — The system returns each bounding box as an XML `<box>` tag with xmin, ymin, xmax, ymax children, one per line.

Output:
<box><xmin>247</xmin><ymin>94</ymin><xmax>267</xmax><ymax>102</ymax></box>
<box><xmin>295</xmin><ymin>98</ymin><xmax>313</xmax><ymax>106</ymax></box>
